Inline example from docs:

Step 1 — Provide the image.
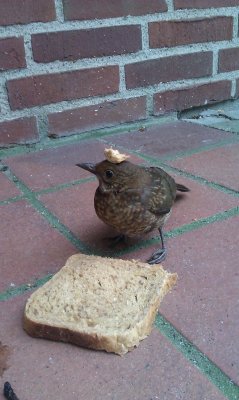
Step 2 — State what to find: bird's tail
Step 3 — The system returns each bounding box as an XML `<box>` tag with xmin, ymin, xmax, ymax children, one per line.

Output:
<box><xmin>176</xmin><ymin>183</ymin><xmax>190</xmax><ymax>192</ymax></box>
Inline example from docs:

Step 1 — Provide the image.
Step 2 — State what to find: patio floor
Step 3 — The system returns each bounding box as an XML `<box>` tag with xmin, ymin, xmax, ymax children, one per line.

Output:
<box><xmin>0</xmin><ymin>115</ymin><xmax>239</xmax><ymax>400</ymax></box>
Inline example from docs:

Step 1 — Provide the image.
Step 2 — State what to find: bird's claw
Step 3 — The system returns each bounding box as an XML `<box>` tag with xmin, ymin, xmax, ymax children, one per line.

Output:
<box><xmin>147</xmin><ymin>248</ymin><xmax>167</xmax><ymax>265</ymax></box>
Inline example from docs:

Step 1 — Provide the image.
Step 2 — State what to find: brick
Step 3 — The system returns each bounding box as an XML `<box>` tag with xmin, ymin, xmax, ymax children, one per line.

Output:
<box><xmin>48</xmin><ymin>97</ymin><xmax>146</xmax><ymax>138</ymax></box>
<box><xmin>0</xmin><ymin>117</ymin><xmax>38</xmax><ymax>146</ymax></box>
<box><xmin>219</xmin><ymin>47</ymin><xmax>239</xmax><ymax>73</ymax></box>
<box><xmin>153</xmin><ymin>81</ymin><xmax>232</xmax><ymax>114</ymax></box>
<box><xmin>0</xmin><ymin>0</ymin><xmax>56</xmax><ymax>26</ymax></box>
<box><xmin>149</xmin><ymin>17</ymin><xmax>233</xmax><ymax>48</ymax></box>
<box><xmin>32</xmin><ymin>26</ymin><xmax>142</xmax><ymax>63</ymax></box>
<box><xmin>174</xmin><ymin>0</ymin><xmax>239</xmax><ymax>9</ymax></box>
<box><xmin>125</xmin><ymin>52</ymin><xmax>213</xmax><ymax>89</ymax></box>
<box><xmin>63</xmin><ymin>0</ymin><xmax>167</xmax><ymax>21</ymax></box>
<box><xmin>7</xmin><ymin>66</ymin><xmax>119</xmax><ymax>110</ymax></box>
<box><xmin>0</xmin><ymin>37</ymin><xmax>26</xmax><ymax>71</ymax></box>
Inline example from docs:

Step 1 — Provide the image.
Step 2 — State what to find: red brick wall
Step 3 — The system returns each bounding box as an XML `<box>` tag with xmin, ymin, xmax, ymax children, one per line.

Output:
<box><xmin>0</xmin><ymin>0</ymin><xmax>238</xmax><ymax>146</ymax></box>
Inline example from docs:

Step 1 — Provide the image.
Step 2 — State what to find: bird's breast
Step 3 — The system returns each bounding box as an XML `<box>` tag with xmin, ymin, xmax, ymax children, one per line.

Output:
<box><xmin>94</xmin><ymin>189</ymin><xmax>168</xmax><ymax>236</ymax></box>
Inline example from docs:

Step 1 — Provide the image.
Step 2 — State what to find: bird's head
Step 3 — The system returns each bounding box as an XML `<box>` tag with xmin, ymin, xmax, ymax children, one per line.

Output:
<box><xmin>76</xmin><ymin>160</ymin><xmax>140</xmax><ymax>193</ymax></box>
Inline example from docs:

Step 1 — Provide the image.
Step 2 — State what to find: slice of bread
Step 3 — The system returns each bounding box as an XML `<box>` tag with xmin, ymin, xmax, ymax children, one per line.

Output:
<box><xmin>23</xmin><ymin>254</ymin><xmax>177</xmax><ymax>355</ymax></box>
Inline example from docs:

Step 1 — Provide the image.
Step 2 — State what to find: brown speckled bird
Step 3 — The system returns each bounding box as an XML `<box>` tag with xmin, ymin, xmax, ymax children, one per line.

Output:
<box><xmin>77</xmin><ymin>160</ymin><xmax>189</xmax><ymax>264</ymax></box>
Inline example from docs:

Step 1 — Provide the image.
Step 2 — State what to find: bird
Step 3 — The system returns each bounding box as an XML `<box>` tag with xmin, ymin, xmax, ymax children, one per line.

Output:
<box><xmin>76</xmin><ymin>159</ymin><xmax>189</xmax><ymax>264</ymax></box>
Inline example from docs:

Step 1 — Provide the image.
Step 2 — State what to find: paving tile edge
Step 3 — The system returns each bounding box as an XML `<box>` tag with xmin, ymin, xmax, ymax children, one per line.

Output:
<box><xmin>1</xmin><ymin>205</ymin><xmax>238</xmax><ymax>301</ymax></box>
<box><xmin>0</xmin><ymin>278</ymin><xmax>238</xmax><ymax>399</ymax></box>
<box><xmin>1</xmin><ymin>122</ymin><xmax>239</xmax><ymax>398</ymax></box>
<box><xmin>1</xmin><ymin>159</ymin><xmax>238</xmax><ymax>277</ymax></box>
<box><xmin>0</xmin><ymin>163</ymin><xmax>97</xmax><ymax>256</ymax></box>
<box><xmin>0</xmin><ymin>194</ymin><xmax>25</xmax><ymax>205</ymax></box>
<box><xmin>0</xmin><ymin>116</ymin><xmax>174</xmax><ymax>159</ymax></box>
<box><xmin>116</xmin><ymin>150</ymin><xmax>239</xmax><ymax>198</ymax></box>
<box><xmin>182</xmin><ymin>118</ymin><xmax>239</xmax><ymax>137</ymax></box>
<box><xmin>100</xmin><ymin>135</ymin><xmax>239</xmax><ymax>164</ymax></box>
<box><xmin>155</xmin><ymin>314</ymin><xmax>239</xmax><ymax>400</ymax></box>
<box><xmin>114</xmin><ymin>206</ymin><xmax>239</xmax><ymax>257</ymax></box>
<box><xmin>37</xmin><ymin>176</ymin><xmax>96</xmax><ymax>195</ymax></box>
<box><xmin>161</xmin><ymin>164</ymin><xmax>239</xmax><ymax>198</ymax></box>
<box><xmin>0</xmin><ymin>274</ymin><xmax>53</xmax><ymax>302</ymax></box>
<box><xmin>1</xmin><ymin>116</ymin><xmax>238</xmax><ymax>164</ymax></box>
<box><xmin>1</xmin><ymin>141</ymin><xmax>238</xmax><ymax>207</ymax></box>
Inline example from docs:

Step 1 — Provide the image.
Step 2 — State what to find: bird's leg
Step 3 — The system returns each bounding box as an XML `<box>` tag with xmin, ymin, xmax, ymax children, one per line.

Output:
<box><xmin>147</xmin><ymin>227</ymin><xmax>167</xmax><ymax>264</ymax></box>
<box><xmin>105</xmin><ymin>234</ymin><xmax>126</xmax><ymax>248</ymax></box>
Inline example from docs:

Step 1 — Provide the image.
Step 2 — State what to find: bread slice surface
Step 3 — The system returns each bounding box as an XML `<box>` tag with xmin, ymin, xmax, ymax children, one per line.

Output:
<box><xmin>24</xmin><ymin>254</ymin><xmax>177</xmax><ymax>355</ymax></box>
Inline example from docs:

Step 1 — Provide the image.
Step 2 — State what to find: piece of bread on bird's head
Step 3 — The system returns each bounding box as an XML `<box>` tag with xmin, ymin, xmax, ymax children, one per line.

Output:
<box><xmin>23</xmin><ymin>254</ymin><xmax>177</xmax><ymax>355</ymax></box>
<box><xmin>104</xmin><ymin>148</ymin><xmax>130</xmax><ymax>164</ymax></box>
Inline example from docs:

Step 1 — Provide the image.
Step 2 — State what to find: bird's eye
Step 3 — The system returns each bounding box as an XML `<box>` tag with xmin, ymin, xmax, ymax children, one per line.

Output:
<box><xmin>105</xmin><ymin>169</ymin><xmax>114</xmax><ymax>179</ymax></box>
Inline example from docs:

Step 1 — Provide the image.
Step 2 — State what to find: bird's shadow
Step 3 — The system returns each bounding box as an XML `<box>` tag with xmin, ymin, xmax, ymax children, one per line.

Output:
<box><xmin>175</xmin><ymin>193</ymin><xmax>188</xmax><ymax>204</ymax></box>
<box><xmin>81</xmin><ymin>221</ymin><xmax>157</xmax><ymax>260</ymax></box>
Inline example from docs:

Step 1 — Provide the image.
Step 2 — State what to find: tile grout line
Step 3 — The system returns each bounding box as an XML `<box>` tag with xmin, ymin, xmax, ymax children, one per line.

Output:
<box><xmin>0</xmin><ymin>162</ymin><xmax>100</xmax><ymax>257</ymax></box>
<box><xmin>0</xmin><ymin>274</ymin><xmax>54</xmax><ymax>302</ymax></box>
<box><xmin>1</xmin><ymin>158</ymin><xmax>238</xmax><ymax>207</ymax></box>
<box><xmin>155</xmin><ymin>314</ymin><xmax>239</xmax><ymax>400</ymax></box>
<box><xmin>1</xmin><ymin>161</ymin><xmax>238</xmax><ymax>207</ymax></box>
<box><xmin>97</xmin><ymin>144</ymin><xmax>239</xmax><ymax>197</ymax></box>
<box><xmin>160</xmin><ymin>163</ymin><xmax>239</xmax><ymax>197</ymax></box>
<box><xmin>0</xmin><ymin>194</ymin><xmax>26</xmax><ymax>205</ymax></box>
<box><xmin>1</xmin><ymin>129</ymin><xmax>238</xmax><ymax>397</ymax></box>
<box><xmin>36</xmin><ymin>176</ymin><xmax>96</xmax><ymax>195</ymax></box>
<box><xmin>150</xmin><ymin>138</ymin><xmax>239</xmax><ymax>162</ymax></box>
<box><xmin>1</xmin><ymin>152</ymin><xmax>238</xmax><ymax>273</ymax></box>
<box><xmin>0</xmin><ymin>278</ymin><xmax>238</xmax><ymax>399</ymax></box>
<box><xmin>0</xmin><ymin>172</ymin><xmax>96</xmax><ymax>206</ymax></box>
<box><xmin>182</xmin><ymin>119</ymin><xmax>239</xmax><ymax>137</ymax></box>
<box><xmin>0</xmin><ymin>116</ymin><xmax>174</xmax><ymax>159</ymax></box>
<box><xmin>1</xmin><ymin>139</ymin><xmax>238</xmax><ymax>207</ymax></box>
<box><xmin>0</xmin><ymin>162</ymin><xmax>238</xmax><ymax>271</ymax></box>
<box><xmin>114</xmin><ymin>206</ymin><xmax>239</xmax><ymax>257</ymax></box>
<box><xmin>1</xmin><ymin>174</ymin><xmax>239</xmax><ymax>397</ymax></box>
<box><xmin>1</xmin><ymin>117</ymin><xmax>238</xmax><ymax>160</ymax></box>
<box><xmin>1</xmin><ymin>279</ymin><xmax>238</xmax><ymax>398</ymax></box>
<box><xmin>99</xmin><ymin>135</ymin><xmax>239</xmax><ymax>164</ymax></box>
<box><xmin>1</xmin><ymin>205</ymin><xmax>238</xmax><ymax>302</ymax></box>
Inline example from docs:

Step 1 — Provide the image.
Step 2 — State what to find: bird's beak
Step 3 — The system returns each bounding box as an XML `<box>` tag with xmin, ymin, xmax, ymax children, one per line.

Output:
<box><xmin>76</xmin><ymin>162</ymin><xmax>96</xmax><ymax>174</ymax></box>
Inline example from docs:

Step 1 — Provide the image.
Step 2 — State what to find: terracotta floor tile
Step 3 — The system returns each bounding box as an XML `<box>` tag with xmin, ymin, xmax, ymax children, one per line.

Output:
<box><xmin>0</xmin><ymin>172</ymin><xmax>20</xmax><ymax>201</ymax></box>
<box><xmin>4</xmin><ymin>141</ymin><xmax>143</xmax><ymax>192</ymax></box>
<box><xmin>123</xmin><ymin>218</ymin><xmax>239</xmax><ymax>384</ymax></box>
<box><xmin>0</xmin><ymin>200</ymin><xmax>77</xmax><ymax>292</ymax></box>
<box><xmin>163</xmin><ymin>217</ymin><xmax>239</xmax><ymax>384</ymax></box>
<box><xmin>39</xmin><ymin>181</ymin><xmax>115</xmax><ymax>253</ymax></box>
<box><xmin>170</xmin><ymin>143</ymin><xmax>239</xmax><ymax>191</ymax></box>
<box><xmin>39</xmin><ymin>177</ymin><xmax>238</xmax><ymax>254</ymax></box>
<box><xmin>165</xmin><ymin>174</ymin><xmax>238</xmax><ymax>231</ymax></box>
<box><xmin>1</xmin><ymin>118</ymin><xmax>238</xmax><ymax>400</ymax></box>
<box><xmin>101</xmin><ymin>121</ymin><xmax>236</xmax><ymax>159</ymax></box>
<box><xmin>0</xmin><ymin>295</ymin><xmax>226</xmax><ymax>400</ymax></box>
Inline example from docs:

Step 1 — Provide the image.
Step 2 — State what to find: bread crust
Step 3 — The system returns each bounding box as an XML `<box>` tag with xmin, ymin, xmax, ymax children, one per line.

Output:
<box><xmin>23</xmin><ymin>255</ymin><xmax>177</xmax><ymax>355</ymax></box>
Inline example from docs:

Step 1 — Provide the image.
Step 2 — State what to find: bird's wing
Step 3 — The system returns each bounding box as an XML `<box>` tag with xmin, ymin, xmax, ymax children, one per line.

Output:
<box><xmin>143</xmin><ymin>167</ymin><xmax>177</xmax><ymax>216</ymax></box>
